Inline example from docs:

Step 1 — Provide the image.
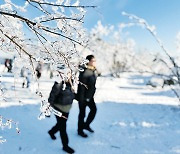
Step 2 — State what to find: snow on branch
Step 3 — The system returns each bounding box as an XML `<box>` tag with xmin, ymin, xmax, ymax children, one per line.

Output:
<box><xmin>27</xmin><ymin>0</ymin><xmax>97</xmax><ymax>8</ymax></box>
<box><xmin>0</xmin><ymin>0</ymin><xmax>94</xmax><ymax>79</ymax></box>
<box><xmin>0</xmin><ymin>0</ymin><xmax>95</xmax><ymax>139</ymax></box>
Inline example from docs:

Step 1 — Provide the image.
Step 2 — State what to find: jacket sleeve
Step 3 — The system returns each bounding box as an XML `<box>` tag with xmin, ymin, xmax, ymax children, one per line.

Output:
<box><xmin>85</xmin><ymin>84</ymin><xmax>93</xmax><ymax>100</ymax></box>
<box><xmin>48</xmin><ymin>82</ymin><xmax>61</xmax><ymax>106</ymax></box>
<box><xmin>78</xmin><ymin>75</ymin><xmax>88</xmax><ymax>103</ymax></box>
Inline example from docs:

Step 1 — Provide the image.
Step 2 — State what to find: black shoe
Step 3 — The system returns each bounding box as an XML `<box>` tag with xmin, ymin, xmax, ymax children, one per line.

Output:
<box><xmin>84</xmin><ymin>126</ymin><xmax>94</xmax><ymax>133</ymax></box>
<box><xmin>78</xmin><ymin>131</ymin><xmax>88</xmax><ymax>138</ymax></box>
<box><xmin>63</xmin><ymin>145</ymin><xmax>75</xmax><ymax>153</ymax></box>
<box><xmin>48</xmin><ymin>130</ymin><xmax>56</xmax><ymax>140</ymax></box>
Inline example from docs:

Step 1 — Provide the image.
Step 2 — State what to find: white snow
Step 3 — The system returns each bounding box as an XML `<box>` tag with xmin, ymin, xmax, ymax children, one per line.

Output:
<box><xmin>1</xmin><ymin>72</ymin><xmax>180</xmax><ymax>154</ymax></box>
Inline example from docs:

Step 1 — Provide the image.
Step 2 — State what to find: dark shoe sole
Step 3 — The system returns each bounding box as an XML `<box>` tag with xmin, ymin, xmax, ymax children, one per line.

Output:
<box><xmin>48</xmin><ymin>131</ymin><xmax>56</xmax><ymax>140</ymax></box>
<box><xmin>84</xmin><ymin>127</ymin><xmax>94</xmax><ymax>133</ymax></box>
<box><xmin>63</xmin><ymin>146</ymin><xmax>75</xmax><ymax>153</ymax></box>
<box><xmin>84</xmin><ymin>126</ymin><xmax>94</xmax><ymax>133</ymax></box>
<box><xmin>78</xmin><ymin>132</ymin><xmax>88</xmax><ymax>138</ymax></box>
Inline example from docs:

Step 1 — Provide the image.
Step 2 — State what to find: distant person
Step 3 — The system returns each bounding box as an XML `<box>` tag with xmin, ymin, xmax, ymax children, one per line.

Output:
<box><xmin>76</xmin><ymin>55</ymin><xmax>98</xmax><ymax>138</ymax></box>
<box><xmin>21</xmin><ymin>67</ymin><xmax>27</xmax><ymax>88</ymax></box>
<box><xmin>21</xmin><ymin>67</ymin><xmax>31</xmax><ymax>88</ymax></box>
<box><xmin>35</xmin><ymin>62</ymin><xmax>42</xmax><ymax>79</ymax></box>
<box><xmin>4</xmin><ymin>59</ymin><xmax>12</xmax><ymax>73</ymax></box>
<box><xmin>48</xmin><ymin>76</ymin><xmax>75</xmax><ymax>153</ymax></box>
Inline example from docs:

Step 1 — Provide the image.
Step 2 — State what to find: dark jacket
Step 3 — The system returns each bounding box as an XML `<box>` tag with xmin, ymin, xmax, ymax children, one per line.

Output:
<box><xmin>48</xmin><ymin>81</ymin><xmax>74</xmax><ymax>109</ymax></box>
<box><xmin>76</xmin><ymin>66</ymin><xmax>97</xmax><ymax>103</ymax></box>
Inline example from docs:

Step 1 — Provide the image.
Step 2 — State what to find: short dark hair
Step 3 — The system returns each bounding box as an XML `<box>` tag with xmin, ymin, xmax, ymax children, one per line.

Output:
<box><xmin>86</xmin><ymin>55</ymin><xmax>95</xmax><ymax>61</ymax></box>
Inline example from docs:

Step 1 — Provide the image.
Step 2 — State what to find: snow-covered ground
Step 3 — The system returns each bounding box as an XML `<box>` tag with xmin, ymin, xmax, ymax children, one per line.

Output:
<box><xmin>1</xmin><ymin>72</ymin><xmax>180</xmax><ymax>154</ymax></box>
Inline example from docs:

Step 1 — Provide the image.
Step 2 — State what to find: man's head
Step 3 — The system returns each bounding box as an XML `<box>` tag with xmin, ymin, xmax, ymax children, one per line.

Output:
<box><xmin>86</xmin><ymin>55</ymin><xmax>96</xmax><ymax>67</ymax></box>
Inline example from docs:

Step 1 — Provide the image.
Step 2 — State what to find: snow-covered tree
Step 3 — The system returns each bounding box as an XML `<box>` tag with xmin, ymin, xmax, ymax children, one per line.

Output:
<box><xmin>0</xmin><ymin>0</ymin><xmax>96</xmax><ymax>139</ymax></box>
<box><xmin>86</xmin><ymin>20</ymin><xmax>136</xmax><ymax>76</ymax></box>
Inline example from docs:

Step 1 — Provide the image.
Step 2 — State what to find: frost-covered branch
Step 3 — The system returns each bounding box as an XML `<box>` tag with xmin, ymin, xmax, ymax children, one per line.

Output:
<box><xmin>0</xmin><ymin>0</ymin><xmax>95</xmax><ymax>139</ymax></box>
<box><xmin>122</xmin><ymin>12</ymin><xmax>180</xmax><ymax>78</ymax></box>
<box><xmin>0</xmin><ymin>0</ymin><xmax>94</xmax><ymax>78</ymax></box>
<box><xmin>0</xmin><ymin>115</ymin><xmax>20</xmax><ymax>143</ymax></box>
<box><xmin>122</xmin><ymin>12</ymin><xmax>180</xmax><ymax>102</ymax></box>
<box><xmin>27</xmin><ymin>0</ymin><xmax>97</xmax><ymax>8</ymax></box>
<box><xmin>0</xmin><ymin>10</ymin><xmax>36</xmax><ymax>26</ymax></box>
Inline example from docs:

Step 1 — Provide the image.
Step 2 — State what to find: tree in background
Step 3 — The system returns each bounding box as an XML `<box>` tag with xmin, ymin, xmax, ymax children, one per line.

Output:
<box><xmin>84</xmin><ymin>12</ymin><xmax>180</xmax><ymax>102</ymax></box>
<box><xmin>122</xmin><ymin>12</ymin><xmax>180</xmax><ymax>102</ymax></box>
<box><xmin>87</xmin><ymin>20</ymin><xmax>136</xmax><ymax>76</ymax></box>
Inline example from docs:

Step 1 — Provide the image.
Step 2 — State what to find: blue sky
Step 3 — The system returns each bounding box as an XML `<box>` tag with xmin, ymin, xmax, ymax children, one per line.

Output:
<box><xmin>82</xmin><ymin>0</ymin><xmax>180</xmax><ymax>54</ymax></box>
<box><xmin>1</xmin><ymin>0</ymin><xmax>180</xmax><ymax>54</ymax></box>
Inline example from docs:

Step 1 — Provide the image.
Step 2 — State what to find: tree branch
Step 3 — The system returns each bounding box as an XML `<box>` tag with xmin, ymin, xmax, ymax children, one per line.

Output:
<box><xmin>40</xmin><ymin>16</ymin><xmax>84</xmax><ymax>23</ymax></box>
<box><xmin>28</xmin><ymin>0</ymin><xmax>97</xmax><ymax>8</ymax></box>
<box><xmin>0</xmin><ymin>11</ymin><xmax>36</xmax><ymax>26</ymax></box>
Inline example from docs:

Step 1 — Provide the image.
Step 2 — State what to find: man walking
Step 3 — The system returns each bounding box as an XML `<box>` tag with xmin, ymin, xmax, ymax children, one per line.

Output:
<box><xmin>76</xmin><ymin>55</ymin><xmax>98</xmax><ymax>138</ymax></box>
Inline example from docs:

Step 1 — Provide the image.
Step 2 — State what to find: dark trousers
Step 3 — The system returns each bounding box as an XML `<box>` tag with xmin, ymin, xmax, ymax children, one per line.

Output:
<box><xmin>49</xmin><ymin>113</ymin><xmax>69</xmax><ymax>147</ymax></box>
<box><xmin>78</xmin><ymin>98</ymin><xmax>97</xmax><ymax>132</ymax></box>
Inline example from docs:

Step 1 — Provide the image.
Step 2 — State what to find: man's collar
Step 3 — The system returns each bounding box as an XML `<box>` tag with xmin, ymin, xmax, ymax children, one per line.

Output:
<box><xmin>87</xmin><ymin>65</ymin><xmax>96</xmax><ymax>70</ymax></box>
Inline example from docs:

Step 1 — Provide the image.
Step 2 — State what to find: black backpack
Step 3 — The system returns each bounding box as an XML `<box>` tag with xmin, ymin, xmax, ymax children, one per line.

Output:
<box><xmin>54</xmin><ymin>82</ymin><xmax>75</xmax><ymax>105</ymax></box>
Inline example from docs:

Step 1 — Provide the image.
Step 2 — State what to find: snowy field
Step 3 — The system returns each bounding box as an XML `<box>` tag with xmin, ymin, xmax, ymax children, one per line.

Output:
<box><xmin>1</xmin><ymin>72</ymin><xmax>180</xmax><ymax>154</ymax></box>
